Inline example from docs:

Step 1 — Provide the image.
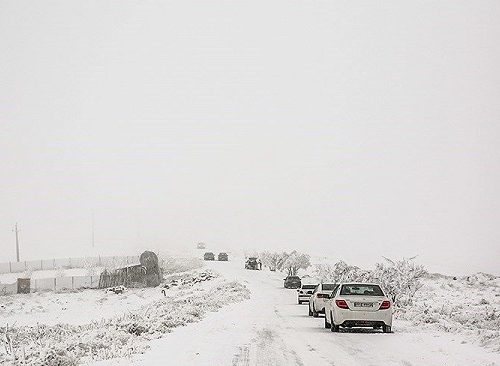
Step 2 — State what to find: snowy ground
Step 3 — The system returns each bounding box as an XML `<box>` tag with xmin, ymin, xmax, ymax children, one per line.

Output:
<box><xmin>0</xmin><ymin>265</ymin><xmax>249</xmax><ymax>365</ymax></box>
<box><xmin>1</xmin><ymin>253</ymin><xmax>499</xmax><ymax>366</ymax></box>
<box><xmin>91</xmin><ymin>256</ymin><xmax>499</xmax><ymax>366</ymax></box>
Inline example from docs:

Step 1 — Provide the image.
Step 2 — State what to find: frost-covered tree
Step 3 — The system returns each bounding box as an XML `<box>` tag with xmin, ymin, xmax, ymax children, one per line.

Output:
<box><xmin>314</xmin><ymin>261</ymin><xmax>371</xmax><ymax>283</ymax></box>
<box><xmin>281</xmin><ymin>251</ymin><xmax>311</xmax><ymax>276</ymax></box>
<box><xmin>260</xmin><ymin>251</ymin><xmax>282</xmax><ymax>271</ymax></box>
<box><xmin>371</xmin><ymin>257</ymin><xmax>426</xmax><ymax>308</ymax></box>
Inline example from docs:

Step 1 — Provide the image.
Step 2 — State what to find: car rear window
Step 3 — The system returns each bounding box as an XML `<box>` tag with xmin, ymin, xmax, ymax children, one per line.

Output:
<box><xmin>302</xmin><ymin>284</ymin><xmax>316</xmax><ymax>289</ymax></box>
<box><xmin>322</xmin><ymin>283</ymin><xmax>337</xmax><ymax>291</ymax></box>
<box><xmin>340</xmin><ymin>284</ymin><xmax>384</xmax><ymax>296</ymax></box>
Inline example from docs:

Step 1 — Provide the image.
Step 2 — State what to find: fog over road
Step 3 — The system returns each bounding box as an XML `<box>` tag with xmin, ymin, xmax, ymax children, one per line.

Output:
<box><xmin>93</xmin><ymin>256</ymin><xmax>498</xmax><ymax>366</ymax></box>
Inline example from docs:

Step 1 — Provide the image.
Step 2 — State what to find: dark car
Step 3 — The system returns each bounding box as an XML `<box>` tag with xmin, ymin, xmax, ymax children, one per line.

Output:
<box><xmin>203</xmin><ymin>252</ymin><xmax>215</xmax><ymax>261</ymax></box>
<box><xmin>218</xmin><ymin>252</ymin><xmax>229</xmax><ymax>261</ymax></box>
<box><xmin>284</xmin><ymin>275</ymin><xmax>302</xmax><ymax>289</ymax></box>
<box><xmin>245</xmin><ymin>257</ymin><xmax>262</xmax><ymax>270</ymax></box>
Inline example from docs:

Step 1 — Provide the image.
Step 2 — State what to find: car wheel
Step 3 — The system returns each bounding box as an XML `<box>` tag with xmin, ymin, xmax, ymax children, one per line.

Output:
<box><xmin>308</xmin><ymin>305</ymin><xmax>313</xmax><ymax>316</ymax></box>
<box><xmin>312</xmin><ymin>304</ymin><xmax>319</xmax><ymax>318</ymax></box>
<box><xmin>298</xmin><ymin>300</ymin><xmax>302</xmax><ymax>305</ymax></box>
<box><xmin>383</xmin><ymin>325</ymin><xmax>392</xmax><ymax>333</ymax></box>
<box><xmin>324</xmin><ymin>315</ymin><xmax>331</xmax><ymax>329</ymax></box>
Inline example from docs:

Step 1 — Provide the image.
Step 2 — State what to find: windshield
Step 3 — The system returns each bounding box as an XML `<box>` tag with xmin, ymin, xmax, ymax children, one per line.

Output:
<box><xmin>322</xmin><ymin>283</ymin><xmax>337</xmax><ymax>291</ymax></box>
<box><xmin>302</xmin><ymin>284</ymin><xmax>317</xmax><ymax>289</ymax></box>
<box><xmin>340</xmin><ymin>284</ymin><xmax>384</xmax><ymax>296</ymax></box>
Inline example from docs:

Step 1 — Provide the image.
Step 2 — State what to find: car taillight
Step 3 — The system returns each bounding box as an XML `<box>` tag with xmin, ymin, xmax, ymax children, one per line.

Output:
<box><xmin>335</xmin><ymin>299</ymin><xmax>349</xmax><ymax>309</ymax></box>
<box><xmin>317</xmin><ymin>293</ymin><xmax>328</xmax><ymax>299</ymax></box>
<box><xmin>379</xmin><ymin>300</ymin><xmax>391</xmax><ymax>310</ymax></box>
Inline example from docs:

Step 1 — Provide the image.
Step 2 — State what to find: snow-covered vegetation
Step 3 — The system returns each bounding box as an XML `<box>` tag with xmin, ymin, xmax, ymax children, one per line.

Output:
<box><xmin>0</xmin><ymin>264</ymin><xmax>249</xmax><ymax>365</ymax></box>
<box><xmin>260</xmin><ymin>251</ymin><xmax>311</xmax><ymax>275</ymax></box>
<box><xmin>399</xmin><ymin>273</ymin><xmax>500</xmax><ymax>352</ymax></box>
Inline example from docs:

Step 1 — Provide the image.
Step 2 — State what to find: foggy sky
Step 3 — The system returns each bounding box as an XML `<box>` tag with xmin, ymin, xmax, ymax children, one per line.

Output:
<box><xmin>1</xmin><ymin>0</ymin><xmax>500</xmax><ymax>275</ymax></box>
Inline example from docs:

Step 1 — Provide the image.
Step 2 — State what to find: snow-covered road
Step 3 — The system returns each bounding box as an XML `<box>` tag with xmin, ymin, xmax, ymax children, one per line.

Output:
<box><xmin>95</xmin><ymin>257</ymin><xmax>499</xmax><ymax>366</ymax></box>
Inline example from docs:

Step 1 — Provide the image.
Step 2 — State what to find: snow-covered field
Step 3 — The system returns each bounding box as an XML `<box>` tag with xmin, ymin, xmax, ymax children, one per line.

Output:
<box><xmin>398</xmin><ymin>272</ymin><xmax>500</xmax><ymax>352</ymax></box>
<box><xmin>1</xmin><ymin>253</ymin><xmax>499</xmax><ymax>366</ymax></box>
<box><xmin>0</xmin><ymin>262</ymin><xmax>249</xmax><ymax>365</ymax></box>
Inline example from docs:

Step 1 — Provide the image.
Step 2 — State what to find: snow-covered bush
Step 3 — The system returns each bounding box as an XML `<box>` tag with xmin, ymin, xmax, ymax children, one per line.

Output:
<box><xmin>314</xmin><ymin>261</ymin><xmax>371</xmax><ymax>283</ymax></box>
<box><xmin>260</xmin><ymin>251</ymin><xmax>310</xmax><ymax>275</ymax></box>
<box><xmin>371</xmin><ymin>257</ymin><xmax>426</xmax><ymax>308</ymax></box>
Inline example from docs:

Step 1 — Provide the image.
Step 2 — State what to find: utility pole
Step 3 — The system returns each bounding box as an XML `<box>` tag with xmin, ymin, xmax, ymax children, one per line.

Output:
<box><xmin>13</xmin><ymin>223</ymin><xmax>20</xmax><ymax>262</ymax></box>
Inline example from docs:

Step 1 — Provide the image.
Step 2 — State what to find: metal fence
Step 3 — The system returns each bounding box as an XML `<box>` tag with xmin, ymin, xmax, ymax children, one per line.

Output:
<box><xmin>0</xmin><ymin>255</ymin><xmax>140</xmax><ymax>274</ymax></box>
<box><xmin>0</xmin><ymin>275</ymin><xmax>102</xmax><ymax>296</ymax></box>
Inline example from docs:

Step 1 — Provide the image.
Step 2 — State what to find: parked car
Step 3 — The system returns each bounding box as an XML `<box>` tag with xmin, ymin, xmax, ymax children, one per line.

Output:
<box><xmin>203</xmin><ymin>252</ymin><xmax>215</xmax><ymax>261</ymax></box>
<box><xmin>308</xmin><ymin>283</ymin><xmax>338</xmax><ymax>317</ymax></box>
<box><xmin>245</xmin><ymin>257</ymin><xmax>262</xmax><ymax>270</ymax></box>
<box><xmin>324</xmin><ymin>283</ymin><xmax>392</xmax><ymax>333</ymax></box>
<box><xmin>297</xmin><ymin>283</ymin><xmax>318</xmax><ymax>304</ymax></box>
<box><xmin>218</xmin><ymin>252</ymin><xmax>229</xmax><ymax>261</ymax></box>
<box><xmin>284</xmin><ymin>275</ymin><xmax>301</xmax><ymax>289</ymax></box>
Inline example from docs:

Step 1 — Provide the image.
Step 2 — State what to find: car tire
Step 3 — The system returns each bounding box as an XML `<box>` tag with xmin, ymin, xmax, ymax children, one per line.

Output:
<box><xmin>383</xmin><ymin>325</ymin><xmax>392</xmax><ymax>333</ymax></box>
<box><xmin>331</xmin><ymin>324</ymin><xmax>339</xmax><ymax>332</ymax></box>
<box><xmin>298</xmin><ymin>300</ymin><xmax>302</xmax><ymax>305</ymax></box>
<box><xmin>324</xmin><ymin>315</ymin><xmax>331</xmax><ymax>329</ymax></box>
<box><xmin>312</xmin><ymin>304</ymin><xmax>319</xmax><ymax>318</ymax></box>
<box><xmin>308</xmin><ymin>305</ymin><xmax>313</xmax><ymax>316</ymax></box>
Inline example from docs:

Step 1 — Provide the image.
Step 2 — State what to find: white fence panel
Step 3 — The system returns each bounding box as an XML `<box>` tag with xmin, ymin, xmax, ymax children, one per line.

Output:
<box><xmin>33</xmin><ymin>278</ymin><xmax>55</xmax><ymax>292</ymax></box>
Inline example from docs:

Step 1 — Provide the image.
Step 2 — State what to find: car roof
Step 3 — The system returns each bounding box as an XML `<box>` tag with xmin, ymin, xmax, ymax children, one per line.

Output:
<box><xmin>339</xmin><ymin>282</ymin><xmax>381</xmax><ymax>286</ymax></box>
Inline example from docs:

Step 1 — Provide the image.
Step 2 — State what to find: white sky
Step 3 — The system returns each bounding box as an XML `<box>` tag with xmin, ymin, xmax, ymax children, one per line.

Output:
<box><xmin>1</xmin><ymin>0</ymin><xmax>499</xmax><ymax>275</ymax></box>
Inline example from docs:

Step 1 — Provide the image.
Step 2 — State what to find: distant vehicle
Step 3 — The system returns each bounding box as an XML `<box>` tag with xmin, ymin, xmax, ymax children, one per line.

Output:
<box><xmin>308</xmin><ymin>283</ymin><xmax>338</xmax><ymax>317</ymax></box>
<box><xmin>324</xmin><ymin>283</ymin><xmax>392</xmax><ymax>333</ymax></box>
<box><xmin>106</xmin><ymin>285</ymin><xmax>127</xmax><ymax>294</ymax></box>
<box><xmin>218</xmin><ymin>252</ymin><xmax>229</xmax><ymax>261</ymax></box>
<box><xmin>245</xmin><ymin>257</ymin><xmax>262</xmax><ymax>270</ymax></box>
<box><xmin>284</xmin><ymin>275</ymin><xmax>301</xmax><ymax>289</ymax></box>
<box><xmin>203</xmin><ymin>252</ymin><xmax>215</xmax><ymax>261</ymax></box>
<box><xmin>297</xmin><ymin>283</ymin><xmax>318</xmax><ymax>304</ymax></box>
<box><xmin>197</xmin><ymin>242</ymin><xmax>206</xmax><ymax>249</ymax></box>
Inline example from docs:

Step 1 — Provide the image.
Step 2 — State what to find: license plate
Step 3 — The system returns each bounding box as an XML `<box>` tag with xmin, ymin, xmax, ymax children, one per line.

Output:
<box><xmin>354</xmin><ymin>302</ymin><xmax>373</xmax><ymax>307</ymax></box>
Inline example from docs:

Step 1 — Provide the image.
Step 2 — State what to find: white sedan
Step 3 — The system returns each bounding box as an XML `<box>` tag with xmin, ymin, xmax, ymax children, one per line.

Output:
<box><xmin>308</xmin><ymin>283</ymin><xmax>338</xmax><ymax>317</ymax></box>
<box><xmin>297</xmin><ymin>283</ymin><xmax>317</xmax><ymax>304</ymax></box>
<box><xmin>324</xmin><ymin>283</ymin><xmax>393</xmax><ymax>333</ymax></box>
